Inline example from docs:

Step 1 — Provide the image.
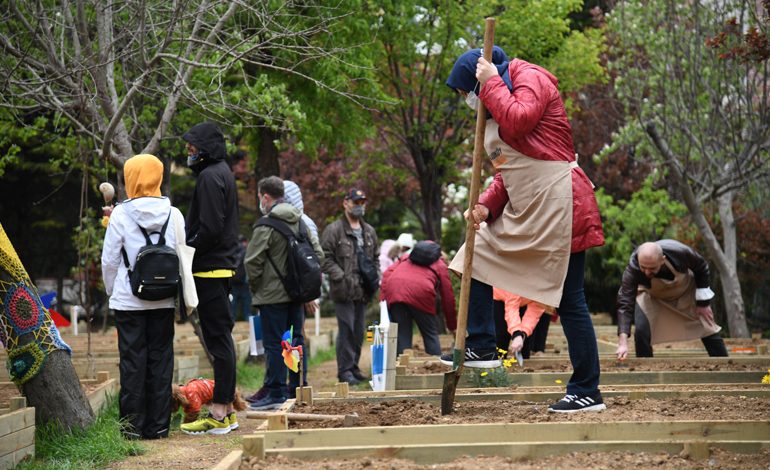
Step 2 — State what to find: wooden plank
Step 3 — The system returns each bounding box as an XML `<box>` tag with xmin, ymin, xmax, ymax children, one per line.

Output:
<box><xmin>88</xmin><ymin>379</ymin><xmax>118</xmax><ymax>413</ymax></box>
<box><xmin>0</xmin><ymin>409</ymin><xmax>34</xmax><ymax>438</ymax></box>
<box><xmin>265</xmin><ymin>440</ymin><xmax>769</xmax><ymax>463</ymax></box>
<box><xmin>211</xmin><ymin>450</ymin><xmax>243</xmax><ymax>470</ymax></box>
<box><xmin>0</xmin><ymin>426</ymin><xmax>35</xmax><ymax>457</ymax></box>
<box><xmin>263</xmin><ymin>421</ymin><xmax>770</xmax><ymax>449</ymax></box>
<box><xmin>314</xmin><ymin>388</ymin><xmax>770</xmax><ymax>405</ymax></box>
<box><xmin>396</xmin><ymin>371</ymin><xmax>765</xmax><ymax>389</ymax></box>
<box><xmin>0</xmin><ymin>444</ymin><xmax>34</xmax><ymax>469</ymax></box>
<box><xmin>8</xmin><ymin>399</ymin><xmax>25</xmax><ymax>412</ymax></box>
<box><xmin>404</xmin><ymin>355</ymin><xmax>770</xmax><ymax>367</ymax></box>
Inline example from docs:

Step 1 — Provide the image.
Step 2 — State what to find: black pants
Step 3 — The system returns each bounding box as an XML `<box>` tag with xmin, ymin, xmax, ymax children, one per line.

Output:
<box><xmin>195</xmin><ymin>277</ymin><xmax>236</xmax><ymax>404</ymax></box>
<box><xmin>115</xmin><ymin>308</ymin><xmax>174</xmax><ymax>439</ymax></box>
<box><xmin>389</xmin><ymin>303</ymin><xmax>442</xmax><ymax>356</ymax></box>
<box><xmin>633</xmin><ymin>303</ymin><xmax>728</xmax><ymax>357</ymax></box>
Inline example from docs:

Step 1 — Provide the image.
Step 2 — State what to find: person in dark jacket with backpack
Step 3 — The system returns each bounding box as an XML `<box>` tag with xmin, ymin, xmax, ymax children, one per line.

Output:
<box><xmin>102</xmin><ymin>154</ymin><xmax>188</xmax><ymax>439</ymax></box>
<box><xmin>179</xmin><ymin>122</ymin><xmax>241</xmax><ymax>435</ymax></box>
<box><xmin>244</xmin><ymin>176</ymin><xmax>324</xmax><ymax>410</ymax></box>
<box><xmin>380</xmin><ymin>241</ymin><xmax>457</xmax><ymax>356</ymax></box>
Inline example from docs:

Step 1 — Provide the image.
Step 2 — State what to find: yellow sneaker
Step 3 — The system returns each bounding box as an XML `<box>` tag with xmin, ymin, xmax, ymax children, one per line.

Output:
<box><xmin>180</xmin><ymin>414</ymin><xmax>231</xmax><ymax>435</ymax></box>
<box><xmin>227</xmin><ymin>412</ymin><xmax>238</xmax><ymax>431</ymax></box>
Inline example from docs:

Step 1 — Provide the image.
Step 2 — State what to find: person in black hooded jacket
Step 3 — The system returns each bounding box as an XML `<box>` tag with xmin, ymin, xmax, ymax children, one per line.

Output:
<box><xmin>179</xmin><ymin>122</ymin><xmax>241</xmax><ymax>436</ymax></box>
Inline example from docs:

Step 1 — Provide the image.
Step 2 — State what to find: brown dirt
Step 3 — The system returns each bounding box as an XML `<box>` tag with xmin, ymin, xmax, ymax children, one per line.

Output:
<box><xmin>98</xmin><ymin>326</ymin><xmax>770</xmax><ymax>469</ymax></box>
<box><xmin>290</xmin><ymin>395</ymin><xmax>770</xmax><ymax>428</ymax></box>
<box><xmin>240</xmin><ymin>448</ymin><xmax>770</xmax><ymax>470</ymax></box>
<box><xmin>411</xmin><ymin>358</ymin><xmax>770</xmax><ymax>374</ymax></box>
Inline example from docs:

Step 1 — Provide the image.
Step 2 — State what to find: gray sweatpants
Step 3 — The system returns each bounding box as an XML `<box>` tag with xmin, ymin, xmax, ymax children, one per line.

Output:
<box><xmin>334</xmin><ymin>301</ymin><xmax>366</xmax><ymax>378</ymax></box>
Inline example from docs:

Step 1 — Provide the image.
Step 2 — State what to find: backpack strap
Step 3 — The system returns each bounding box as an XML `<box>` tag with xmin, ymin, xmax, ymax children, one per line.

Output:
<box><xmin>255</xmin><ymin>216</ymin><xmax>297</xmax><ymax>287</ymax></box>
<box><xmin>120</xmin><ymin>214</ymin><xmax>172</xmax><ymax>270</ymax></box>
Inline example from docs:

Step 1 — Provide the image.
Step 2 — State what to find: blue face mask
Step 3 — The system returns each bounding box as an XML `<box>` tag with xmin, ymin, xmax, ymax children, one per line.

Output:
<box><xmin>187</xmin><ymin>152</ymin><xmax>203</xmax><ymax>168</ymax></box>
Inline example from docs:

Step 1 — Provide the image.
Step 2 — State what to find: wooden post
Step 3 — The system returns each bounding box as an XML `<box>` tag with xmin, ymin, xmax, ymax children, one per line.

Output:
<box><xmin>243</xmin><ymin>435</ymin><xmax>266</xmax><ymax>459</ymax></box>
<box><xmin>96</xmin><ymin>371</ymin><xmax>110</xmax><ymax>384</ymax></box>
<box><xmin>267</xmin><ymin>413</ymin><xmax>288</xmax><ymax>430</ymax></box>
<box><xmin>396</xmin><ymin>366</ymin><xmax>407</xmax><ymax>376</ymax></box>
<box><xmin>399</xmin><ymin>355</ymin><xmax>410</xmax><ymax>366</ymax></box>
<box><xmin>385</xmin><ymin>322</ymin><xmax>398</xmax><ymax>390</ymax></box>
<box><xmin>295</xmin><ymin>386</ymin><xmax>313</xmax><ymax>405</ymax></box>
<box><xmin>9</xmin><ymin>397</ymin><xmax>26</xmax><ymax>411</ymax></box>
<box><xmin>335</xmin><ymin>382</ymin><xmax>349</xmax><ymax>398</ymax></box>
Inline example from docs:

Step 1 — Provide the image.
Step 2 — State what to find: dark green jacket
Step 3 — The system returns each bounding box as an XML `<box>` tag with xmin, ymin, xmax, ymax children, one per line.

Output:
<box><xmin>245</xmin><ymin>202</ymin><xmax>324</xmax><ymax>305</ymax></box>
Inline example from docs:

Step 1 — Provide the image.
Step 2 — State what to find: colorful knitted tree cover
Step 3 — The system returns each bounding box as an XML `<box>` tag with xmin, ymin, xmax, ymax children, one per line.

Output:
<box><xmin>0</xmin><ymin>223</ymin><xmax>71</xmax><ymax>385</ymax></box>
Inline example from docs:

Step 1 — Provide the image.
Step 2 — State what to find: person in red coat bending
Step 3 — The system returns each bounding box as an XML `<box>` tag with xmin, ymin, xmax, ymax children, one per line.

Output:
<box><xmin>380</xmin><ymin>241</ymin><xmax>457</xmax><ymax>356</ymax></box>
<box><xmin>443</xmin><ymin>46</ymin><xmax>606</xmax><ymax>413</ymax></box>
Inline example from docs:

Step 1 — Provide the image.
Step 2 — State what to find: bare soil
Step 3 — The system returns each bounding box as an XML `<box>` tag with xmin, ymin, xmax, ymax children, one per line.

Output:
<box><xmin>98</xmin><ymin>325</ymin><xmax>770</xmax><ymax>469</ymax></box>
<box><xmin>411</xmin><ymin>358</ymin><xmax>770</xmax><ymax>374</ymax></box>
<box><xmin>290</xmin><ymin>395</ymin><xmax>769</xmax><ymax>428</ymax></box>
<box><xmin>240</xmin><ymin>448</ymin><xmax>770</xmax><ymax>470</ymax></box>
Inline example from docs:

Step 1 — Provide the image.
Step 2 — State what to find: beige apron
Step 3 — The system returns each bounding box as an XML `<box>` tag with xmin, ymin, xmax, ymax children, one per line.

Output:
<box><xmin>449</xmin><ymin>119</ymin><xmax>573</xmax><ymax>309</ymax></box>
<box><xmin>637</xmin><ymin>259</ymin><xmax>721</xmax><ymax>344</ymax></box>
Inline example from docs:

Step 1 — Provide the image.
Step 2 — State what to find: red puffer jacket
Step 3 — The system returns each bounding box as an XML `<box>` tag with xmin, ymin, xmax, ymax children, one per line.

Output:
<box><xmin>478</xmin><ymin>59</ymin><xmax>604</xmax><ymax>253</ymax></box>
<box><xmin>379</xmin><ymin>254</ymin><xmax>457</xmax><ymax>331</ymax></box>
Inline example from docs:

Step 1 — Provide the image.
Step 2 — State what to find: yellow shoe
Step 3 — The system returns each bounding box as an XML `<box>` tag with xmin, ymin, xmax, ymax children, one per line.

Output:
<box><xmin>180</xmin><ymin>414</ymin><xmax>231</xmax><ymax>435</ymax></box>
<box><xmin>227</xmin><ymin>412</ymin><xmax>238</xmax><ymax>431</ymax></box>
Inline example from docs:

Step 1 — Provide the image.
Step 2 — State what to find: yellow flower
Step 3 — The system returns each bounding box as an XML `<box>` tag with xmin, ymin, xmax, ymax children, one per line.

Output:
<box><xmin>555</xmin><ymin>379</ymin><xmax>563</xmax><ymax>384</ymax></box>
<box><xmin>762</xmin><ymin>374</ymin><xmax>770</xmax><ymax>385</ymax></box>
<box><xmin>480</xmin><ymin>371</ymin><xmax>488</xmax><ymax>377</ymax></box>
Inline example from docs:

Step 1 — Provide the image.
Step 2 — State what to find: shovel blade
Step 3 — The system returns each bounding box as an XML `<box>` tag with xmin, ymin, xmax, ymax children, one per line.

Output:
<box><xmin>440</xmin><ymin>348</ymin><xmax>464</xmax><ymax>415</ymax></box>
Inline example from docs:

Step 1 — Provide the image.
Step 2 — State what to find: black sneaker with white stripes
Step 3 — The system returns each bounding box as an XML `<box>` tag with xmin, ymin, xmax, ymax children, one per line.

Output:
<box><xmin>547</xmin><ymin>392</ymin><xmax>606</xmax><ymax>413</ymax></box>
<box><xmin>439</xmin><ymin>348</ymin><xmax>501</xmax><ymax>368</ymax></box>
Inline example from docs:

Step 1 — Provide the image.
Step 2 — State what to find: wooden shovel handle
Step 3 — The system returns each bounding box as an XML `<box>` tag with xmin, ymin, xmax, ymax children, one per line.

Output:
<box><xmin>454</xmin><ymin>17</ymin><xmax>496</xmax><ymax>355</ymax></box>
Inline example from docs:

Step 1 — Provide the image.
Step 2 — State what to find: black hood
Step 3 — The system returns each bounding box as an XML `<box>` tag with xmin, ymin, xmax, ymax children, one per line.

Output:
<box><xmin>183</xmin><ymin>122</ymin><xmax>227</xmax><ymax>161</ymax></box>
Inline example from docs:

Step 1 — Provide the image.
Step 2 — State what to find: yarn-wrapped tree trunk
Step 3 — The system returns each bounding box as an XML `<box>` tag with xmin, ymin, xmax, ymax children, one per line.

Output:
<box><xmin>0</xmin><ymin>222</ymin><xmax>94</xmax><ymax>430</ymax></box>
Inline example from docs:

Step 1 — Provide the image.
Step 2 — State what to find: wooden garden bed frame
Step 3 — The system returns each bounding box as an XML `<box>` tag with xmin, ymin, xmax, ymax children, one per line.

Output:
<box><xmin>242</xmin><ymin>420</ymin><xmax>770</xmax><ymax>463</ymax></box>
<box><xmin>395</xmin><ymin>370</ymin><xmax>766</xmax><ymax>389</ymax></box>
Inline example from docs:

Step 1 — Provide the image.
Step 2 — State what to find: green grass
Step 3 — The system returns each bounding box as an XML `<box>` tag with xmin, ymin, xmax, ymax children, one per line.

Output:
<box><xmin>17</xmin><ymin>396</ymin><xmax>144</xmax><ymax>470</ymax></box>
<box><xmin>236</xmin><ymin>359</ymin><xmax>265</xmax><ymax>390</ymax></box>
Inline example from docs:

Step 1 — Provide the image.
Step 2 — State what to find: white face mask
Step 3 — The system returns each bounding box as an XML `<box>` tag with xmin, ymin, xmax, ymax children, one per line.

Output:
<box><xmin>465</xmin><ymin>91</ymin><xmax>479</xmax><ymax>111</ymax></box>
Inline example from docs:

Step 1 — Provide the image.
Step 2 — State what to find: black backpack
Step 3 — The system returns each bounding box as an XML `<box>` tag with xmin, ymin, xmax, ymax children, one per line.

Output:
<box><xmin>121</xmin><ymin>215</ymin><xmax>180</xmax><ymax>300</ymax></box>
<box><xmin>409</xmin><ymin>240</ymin><xmax>442</xmax><ymax>267</ymax></box>
<box><xmin>256</xmin><ymin>217</ymin><xmax>322</xmax><ymax>303</ymax></box>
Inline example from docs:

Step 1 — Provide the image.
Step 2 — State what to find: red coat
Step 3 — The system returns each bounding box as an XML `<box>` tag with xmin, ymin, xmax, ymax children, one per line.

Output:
<box><xmin>478</xmin><ymin>59</ymin><xmax>604</xmax><ymax>253</ymax></box>
<box><xmin>380</xmin><ymin>254</ymin><xmax>457</xmax><ymax>331</ymax></box>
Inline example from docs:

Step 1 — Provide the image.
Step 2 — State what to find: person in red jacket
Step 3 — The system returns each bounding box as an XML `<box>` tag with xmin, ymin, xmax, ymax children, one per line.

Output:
<box><xmin>443</xmin><ymin>47</ymin><xmax>606</xmax><ymax>413</ymax></box>
<box><xmin>380</xmin><ymin>241</ymin><xmax>457</xmax><ymax>356</ymax></box>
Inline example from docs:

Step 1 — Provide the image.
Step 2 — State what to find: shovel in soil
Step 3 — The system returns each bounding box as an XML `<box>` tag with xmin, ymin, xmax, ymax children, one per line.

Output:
<box><xmin>440</xmin><ymin>17</ymin><xmax>496</xmax><ymax>416</ymax></box>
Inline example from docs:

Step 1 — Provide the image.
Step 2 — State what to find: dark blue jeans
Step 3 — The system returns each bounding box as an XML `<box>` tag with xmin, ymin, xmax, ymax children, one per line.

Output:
<box><xmin>466</xmin><ymin>251</ymin><xmax>600</xmax><ymax>396</ymax></box>
<box><xmin>259</xmin><ymin>302</ymin><xmax>305</xmax><ymax>399</ymax></box>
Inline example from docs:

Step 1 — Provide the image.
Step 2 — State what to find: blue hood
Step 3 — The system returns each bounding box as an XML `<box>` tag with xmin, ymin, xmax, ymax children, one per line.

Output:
<box><xmin>446</xmin><ymin>45</ymin><xmax>513</xmax><ymax>93</ymax></box>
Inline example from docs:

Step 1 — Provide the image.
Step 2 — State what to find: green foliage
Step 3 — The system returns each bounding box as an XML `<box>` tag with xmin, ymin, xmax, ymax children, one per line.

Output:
<box><xmin>71</xmin><ymin>208</ymin><xmax>107</xmax><ymax>285</ymax></box>
<box><xmin>468</xmin><ymin>365</ymin><xmax>513</xmax><ymax>388</ymax></box>
<box><xmin>588</xmin><ymin>179</ymin><xmax>687</xmax><ymax>285</ymax></box>
<box><xmin>236</xmin><ymin>359</ymin><xmax>265</xmax><ymax>391</ymax></box>
<box><xmin>18</xmin><ymin>396</ymin><xmax>144</xmax><ymax>470</ymax></box>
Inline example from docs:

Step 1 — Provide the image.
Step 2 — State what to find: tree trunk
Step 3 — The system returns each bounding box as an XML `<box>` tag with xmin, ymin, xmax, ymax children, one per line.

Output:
<box><xmin>645</xmin><ymin>124</ymin><xmax>750</xmax><ymax>338</ymax></box>
<box><xmin>22</xmin><ymin>350</ymin><xmax>95</xmax><ymax>430</ymax></box>
<box><xmin>715</xmin><ymin>191</ymin><xmax>750</xmax><ymax>337</ymax></box>
<box><xmin>420</xmin><ymin>177</ymin><xmax>443</xmax><ymax>243</ymax></box>
<box><xmin>0</xmin><ymin>223</ymin><xmax>95</xmax><ymax>430</ymax></box>
<box><xmin>255</xmin><ymin>127</ymin><xmax>281</xmax><ymax>207</ymax></box>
